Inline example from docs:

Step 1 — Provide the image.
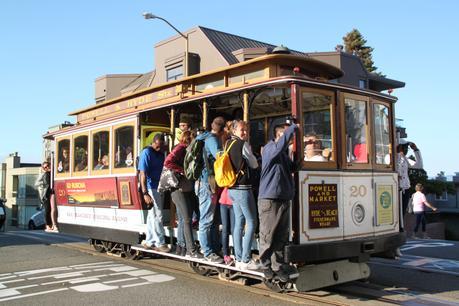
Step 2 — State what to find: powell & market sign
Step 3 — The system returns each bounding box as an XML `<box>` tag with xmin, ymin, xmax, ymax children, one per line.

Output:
<box><xmin>308</xmin><ymin>183</ymin><xmax>339</xmax><ymax>229</ymax></box>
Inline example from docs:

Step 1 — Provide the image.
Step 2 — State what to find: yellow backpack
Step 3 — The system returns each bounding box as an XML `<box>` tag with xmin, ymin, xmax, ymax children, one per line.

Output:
<box><xmin>214</xmin><ymin>140</ymin><xmax>239</xmax><ymax>188</ymax></box>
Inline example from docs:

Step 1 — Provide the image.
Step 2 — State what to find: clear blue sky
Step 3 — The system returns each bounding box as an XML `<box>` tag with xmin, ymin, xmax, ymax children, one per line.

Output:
<box><xmin>1</xmin><ymin>1</ymin><xmax>458</xmax><ymax>177</ymax></box>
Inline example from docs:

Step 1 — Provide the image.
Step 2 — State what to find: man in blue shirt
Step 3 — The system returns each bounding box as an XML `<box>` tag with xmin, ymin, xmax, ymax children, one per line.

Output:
<box><xmin>196</xmin><ymin>116</ymin><xmax>225</xmax><ymax>263</ymax></box>
<box><xmin>258</xmin><ymin>122</ymin><xmax>299</xmax><ymax>281</ymax></box>
<box><xmin>139</xmin><ymin>133</ymin><xmax>169</xmax><ymax>252</ymax></box>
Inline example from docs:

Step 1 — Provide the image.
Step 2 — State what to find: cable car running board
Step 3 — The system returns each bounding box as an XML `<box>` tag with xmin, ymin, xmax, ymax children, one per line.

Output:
<box><xmin>131</xmin><ymin>245</ymin><xmax>299</xmax><ymax>280</ymax></box>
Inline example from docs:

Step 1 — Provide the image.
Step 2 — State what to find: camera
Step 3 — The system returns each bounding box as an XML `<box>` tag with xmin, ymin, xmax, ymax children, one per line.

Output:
<box><xmin>286</xmin><ymin>116</ymin><xmax>297</xmax><ymax>125</ymax></box>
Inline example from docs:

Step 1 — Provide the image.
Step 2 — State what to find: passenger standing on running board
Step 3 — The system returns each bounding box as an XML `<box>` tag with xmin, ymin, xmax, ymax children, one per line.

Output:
<box><xmin>227</xmin><ymin>120</ymin><xmax>259</xmax><ymax>270</ymax></box>
<box><xmin>398</xmin><ymin>140</ymin><xmax>423</xmax><ymax>222</ymax></box>
<box><xmin>139</xmin><ymin>134</ymin><xmax>170</xmax><ymax>253</ymax></box>
<box><xmin>196</xmin><ymin>116</ymin><xmax>225</xmax><ymax>263</ymax></box>
<box><xmin>258</xmin><ymin>121</ymin><xmax>299</xmax><ymax>281</ymax></box>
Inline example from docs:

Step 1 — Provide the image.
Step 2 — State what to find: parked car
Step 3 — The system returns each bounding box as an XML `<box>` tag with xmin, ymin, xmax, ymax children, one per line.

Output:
<box><xmin>28</xmin><ymin>207</ymin><xmax>45</xmax><ymax>230</ymax></box>
<box><xmin>0</xmin><ymin>199</ymin><xmax>6</xmax><ymax>230</ymax></box>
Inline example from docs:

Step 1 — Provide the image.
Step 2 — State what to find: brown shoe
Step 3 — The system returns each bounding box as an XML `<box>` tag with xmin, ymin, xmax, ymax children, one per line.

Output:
<box><xmin>155</xmin><ymin>244</ymin><xmax>170</xmax><ymax>253</ymax></box>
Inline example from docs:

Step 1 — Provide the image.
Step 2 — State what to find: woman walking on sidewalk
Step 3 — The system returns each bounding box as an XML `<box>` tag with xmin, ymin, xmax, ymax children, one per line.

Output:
<box><xmin>411</xmin><ymin>183</ymin><xmax>437</xmax><ymax>239</ymax></box>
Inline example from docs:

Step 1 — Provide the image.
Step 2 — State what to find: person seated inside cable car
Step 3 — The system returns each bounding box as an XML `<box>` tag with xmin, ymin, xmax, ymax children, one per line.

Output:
<box><xmin>94</xmin><ymin>155</ymin><xmax>109</xmax><ymax>170</ymax></box>
<box><xmin>58</xmin><ymin>148</ymin><xmax>70</xmax><ymax>172</ymax></box>
<box><xmin>353</xmin><ymin>142</ymin><xmax>368</xmax><ymax>163</ymax></box>
<box><xmin>303</xmin><ymin>133</ymin><xmax>330</xmax><ymax>162</ymax></box>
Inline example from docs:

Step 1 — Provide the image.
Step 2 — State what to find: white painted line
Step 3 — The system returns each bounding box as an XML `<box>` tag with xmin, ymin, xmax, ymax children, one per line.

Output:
<box><xmin>141</xmin><ymin>274</ymin><xmax>175</xmax><ymax>282</ymax></box>
<box><xmin>40</xmin><ymin>274</ymin><xmax>107</xmax><ymax>285</ymax></box>
<box><xmin>0</xmin><ymin>273</ymin><xmax>12</xmax><ymax>277</ymax></box>
<box><xmin>73</xmin><ymin>264</ymin><xmax>123</xmax><ymax>270</ymax></box>
<box><xmin>28</xmin><ymin>270</ymin><xmax>90</xmax><ymax>280</ymax></box>
<box><xmin>70</xmin><ymin>283</ymin><xmax>118</xmax><ymax>292</ymax></box>
<box><xmin>112</xmin><ymin>269</ymin><xmax>156</xmax><ymax>277</ymax></box>
<box><xmin>103</xmin><ymin>277</ymin><xmax>138</xmax><ymax>284</ymax></box>
<box><xmin>5</xmin><ymin>285</ymin><xmax>38</xmax><ymax>290</ymax></box>
<box><xmin>15</xmin><ymin>267</ymin><xmax>72</xmax><ymax>277</ymax></box>
<box><xmin>103</xmin><ymin>266</ymin><xmax>138</xmax><ymax>272</ymax></box>
<box><xmin>69</xmin><ymin>261</ymin><xmax>114</xmax><ymax>268</ymax></box>
<box><xmin>0</xmin><ymin>288</ymin><xmax>68</xmax><ymax>302</ymax></box>
<box><xmin>121</xmin><ymin>281</ymin><xmax>151</xmax><ymax>288</ymax></box>
<box><xmin>0</xmin><ymin>275</ymin><xmax>16</xmax><ymax>281</ymax></box>
<box><xmin>0</xmin><ymin>279</ymin><xmax>25</xmax><ymax>284</ymax></box>
<box><xmin>0</xmin><ymin>288</ymin><xmax>20</xmax><ymax>298</ymax></box>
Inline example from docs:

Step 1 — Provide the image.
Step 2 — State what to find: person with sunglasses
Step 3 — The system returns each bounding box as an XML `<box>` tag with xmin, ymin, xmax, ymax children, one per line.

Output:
<box><xmin>303</xmin><ymin>133</ymin><xmax>328</xmax><ymax>162</ymax></box>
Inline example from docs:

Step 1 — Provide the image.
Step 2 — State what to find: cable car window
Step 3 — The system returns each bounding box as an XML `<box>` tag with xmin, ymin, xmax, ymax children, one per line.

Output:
<box><xmin>373</xmin><ymin>104</ymin><xmax>391</xmax><ymax>165</ymax></box>
<box><xmin>74</xmin><ymin>135</ymin><xmax>88</xmax><ymax>172</ymax></box>
<box><xmin>114</xmin><ymin>126</ymin><xmax>134</xmax><ymax>168</ymax></box>
<box><xmin>302</xmin><ymin>92</ymin><xmax>333</xmax><ymax>162</ymax></box>
<box><xmin>92</xmin><ymin>131</ymin><xmax>110</xmax><ymax>170</ymax></box>
<box><xmin>57</xmin><ymin>139</ymin><xmax>70</xmax><ymax>173</ymax></box>
<box><xmin>345</xmin><ymin>98</ymin><xmax>368</xmax><ymax>164</ymax></box>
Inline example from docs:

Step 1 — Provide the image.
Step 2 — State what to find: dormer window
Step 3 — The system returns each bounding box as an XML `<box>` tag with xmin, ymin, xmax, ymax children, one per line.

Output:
<box><xmin>166</xmin><ymin>65</ymin><xmax>183</xmax><ymax>82</ymax></box>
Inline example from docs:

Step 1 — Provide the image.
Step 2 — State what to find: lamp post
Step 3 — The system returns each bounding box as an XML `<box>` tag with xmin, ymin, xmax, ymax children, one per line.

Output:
<box><xmin>143</xmin><ymin>12</ymin><xmax>188</xmax><ymax>77</ymax></box>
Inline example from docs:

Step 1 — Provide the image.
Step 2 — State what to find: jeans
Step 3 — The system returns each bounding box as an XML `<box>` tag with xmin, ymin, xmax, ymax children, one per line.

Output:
<box><xmin>176</xmin><ymin>205</ymin><xmax>185</xmax><ymax>247</ymax></box>
<box><xmin>220</xmin><ymin>204</ymin><xmax>235</xmax><ymax>257</ymax></box>
<box><xmin>258</xmin><ymin>199</ymin><xmax>290</xmax><ymax>271</ymax></box>
<box><xmin>413</xmin><ymin>211</ymin><xmax>427</xmax><ymax>233</ymax></box>
<box><xmin>145</xmin><ymin>189</ymin><xmax>166</xmax><ymax>247</ymax></box>
<box><xmin>171</xmin><ymin>190</ymin><xmax>195</xmax><ymax>252</ymax></box>
<box><xmin>229</xmin><ymin>189</ymin><xmax>257</xmax><ymax>263</ymax></box>
<box><xmin>197</xmin><ymin>181</ymin><xmax>218</xmax><ymax>257</ymax></box>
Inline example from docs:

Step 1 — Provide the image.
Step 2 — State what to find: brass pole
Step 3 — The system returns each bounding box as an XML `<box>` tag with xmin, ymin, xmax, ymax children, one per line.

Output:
<box><xmin>243</xmin><ymin>91</ymin><xmax>249</xmax><ymax>122</ymax></box>
<box><xmin>202</xmin><ymin>99</ymin><xmax>208</xmax><ymax>129</ymax></box>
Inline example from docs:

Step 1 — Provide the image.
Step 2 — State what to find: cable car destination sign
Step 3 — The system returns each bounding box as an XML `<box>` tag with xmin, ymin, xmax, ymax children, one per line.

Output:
<box><xmin>308</xmin><ymin>183</ymin><xmax>339</xmax><ymax>228</ymax></box>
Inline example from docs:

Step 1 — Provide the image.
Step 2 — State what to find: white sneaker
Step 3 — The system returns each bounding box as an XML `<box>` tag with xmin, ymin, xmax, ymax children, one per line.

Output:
<box><xmin>235</xmin><ymin>261</ymin><xmax>247</xmax><ymax>270</ymax></box>
<box><xmin>245</xmin><ymin>259</ymin><xmax>263</xmax><ymax>271</ymax></box>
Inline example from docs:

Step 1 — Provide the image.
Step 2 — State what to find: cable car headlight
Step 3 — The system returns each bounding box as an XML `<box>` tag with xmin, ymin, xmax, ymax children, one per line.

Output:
<box><xmin>352</xmin><ymin>203</ymin><xmax>365</xmax><ymax>224</ymax></box>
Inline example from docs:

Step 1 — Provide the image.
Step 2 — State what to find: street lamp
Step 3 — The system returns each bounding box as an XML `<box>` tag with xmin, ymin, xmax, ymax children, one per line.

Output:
<box><xmin>143</xmin><ymin>12</ymin><xmax>189</xmax><ymax>77</ymax></box>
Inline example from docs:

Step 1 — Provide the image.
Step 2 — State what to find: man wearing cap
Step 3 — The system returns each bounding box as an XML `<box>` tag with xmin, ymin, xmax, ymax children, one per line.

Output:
<box><xmin>195</xmin><ymin>116</ymin><xmax>225</xmax><ymax>263</ymax></box>
<box><xmin>397</xmin><ymin>139</ymin><xmax>423</xmax><ymax>222</ymax></box>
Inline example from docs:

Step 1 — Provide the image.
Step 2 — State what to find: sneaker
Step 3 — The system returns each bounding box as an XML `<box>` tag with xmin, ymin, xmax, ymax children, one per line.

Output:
<box><xmin>422</xmin><ymin>233</ymin><xmax>431</xmax><ymax>239</ymax></box>
<box><xmin>409</xmin><ymin>233</ymin><xmax>417</xmax><ymax>239</ymax></box>
<box><xmin>186</xmin><ymin>251</ymin><xmax>203</xmax><ymax>259</ymax></box>
<box><xmin>44</xmin><ymin>227</ymin><xmax>53</xmax><ymax>233</ymax></box>
<box><xmin>155</xmin><ymin>244</ymin><xmax>170</xmax><ymax>253</ymax></box>
<box><xmin>245</xmin><ymin>259</ymin><xmax>264</xmax><ymax>271</ymax></box>
<box><xmin>204</xmin><ymin>253</ymin><xmax>224</xmax><ymax>264</ymax></box>
<box><xmin>223</xmin><ymin>255</ymin><xmax>233</xmax><ymax>265</ymax></box>
<box><xmin>141</xmin><ymin>240</ymin><xmax>153</xmax><ymax>249</ymax></box>
<box><xmin>235</xmin><ymin>261</ymin><xmax>247</xmax><ymax>270</ymax></box>
<box><xmin>395</xmin><ymin>248</ymin><xmax>402</xmax><ymax>257</ymax></box>
<box><xmin>175</xmin><ymin>245</ymin><xmax>183</xmax><ymax>255</ymax></box>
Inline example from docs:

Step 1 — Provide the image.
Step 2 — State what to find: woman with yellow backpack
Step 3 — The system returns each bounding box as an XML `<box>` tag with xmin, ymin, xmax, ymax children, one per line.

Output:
<box><xmin>222</xmin><ymin>120</ymin><xmax>259</xmax><ymax>270</ymax></box>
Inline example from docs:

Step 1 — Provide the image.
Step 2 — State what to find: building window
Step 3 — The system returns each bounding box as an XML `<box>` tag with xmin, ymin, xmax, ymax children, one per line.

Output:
<box><xmin>359</xmin><ymin>79</ymin><xmax>366</xmax><ymax>89</ymax></box>
<box><xmin>166</xmin><ymin>66</ymin><xmax>183</xmax><ymax>82</ymax></box>
<box><xmin>435</xmin><ymin>191</ymin><xmax>448</xmax><ymax>201</ymax></box>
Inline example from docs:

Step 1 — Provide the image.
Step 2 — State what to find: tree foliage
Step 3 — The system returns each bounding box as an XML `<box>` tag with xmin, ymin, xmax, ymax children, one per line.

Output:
<box><xmin>408</xmin><ymin>168</ymin><xmax>455</xmax><ymax>196</ymax></box>
<box><xmin>342</xmin><ymin>29</ymin><xmax>379</xmax><ymax>74</ymax></box>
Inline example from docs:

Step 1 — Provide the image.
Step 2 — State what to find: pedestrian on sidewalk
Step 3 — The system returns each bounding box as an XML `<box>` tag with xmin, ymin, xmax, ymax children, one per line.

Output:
<box><xmin>411</xmin><ymin>183</ymin><xmax>437</xmax><ymax>239</ymax></box>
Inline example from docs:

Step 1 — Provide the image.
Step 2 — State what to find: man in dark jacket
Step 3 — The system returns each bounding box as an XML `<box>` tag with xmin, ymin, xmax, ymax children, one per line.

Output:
<box><xmin>258</xmin><ymin>122</ymin><xmax>298</xmax><ymax>281</ymax></box>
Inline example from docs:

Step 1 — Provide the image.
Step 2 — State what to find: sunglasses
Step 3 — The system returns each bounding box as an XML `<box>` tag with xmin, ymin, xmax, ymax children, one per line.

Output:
<box><xmin>304</xmin><ymin>140</ymin><xmax>319</xmax><ymax>145</ymax></box>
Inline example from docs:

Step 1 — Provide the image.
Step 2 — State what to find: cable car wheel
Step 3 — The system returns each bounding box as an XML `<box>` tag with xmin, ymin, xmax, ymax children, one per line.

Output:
<box><xmin>91</xmin><ymin>239</ymin><xmax>106</xmax><ymax>253</ymax></box>
<box><xmin>263</xmin><ymin>278</ymin><xmax>295</xmax><ymax>293</ymax></box>
<box><xmin>122</xmin><ymin>244</ymin><xmax>140</xmax><ymax>260</ymax></box>
<box><xmin>188</xmin><ymin>262</ymin><xmax>212</xmax><ymax>276</ymax></box>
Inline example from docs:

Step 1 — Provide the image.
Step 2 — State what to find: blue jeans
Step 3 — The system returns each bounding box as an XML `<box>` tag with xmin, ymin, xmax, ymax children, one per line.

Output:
<box><xmin>414</xmin><ymin>211</ymin><xmax>427</xmax><ymax>233</ymax></box>
<box><xmin>220</xmin><ymin>204</ymin><xmax>235</xmax><ymax>257</ymax></box>
<box><xmin>145</xmin><ymin>189</ymin><xmax>166</xmax><ymax>247</ymax></box>
<box><xmin>197</xmin><ymin>181</ymin><xmax>218</xmax><ymax>257</ymax></box>
<box><xmin>229</xmin><ymin>189</ymin><xmax>257</xmax><ymax>263</ymax></box>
